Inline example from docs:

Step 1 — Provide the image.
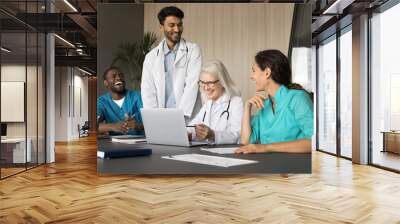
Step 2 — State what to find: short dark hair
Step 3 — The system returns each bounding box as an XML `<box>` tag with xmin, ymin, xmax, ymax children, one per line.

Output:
<box><xmin>103</xmin><ymin>66</ymin><xmax>121</xmax><ymax>81</ymax></box>
<box><xmin>157</xmin><ymin>6</ymin><xmax>184</xmax><ymax>25</ymax></box>
<box><xmin>255</xmin><ymin>49</ymin><xmax>292</xmax><ymax>87</ymax></box>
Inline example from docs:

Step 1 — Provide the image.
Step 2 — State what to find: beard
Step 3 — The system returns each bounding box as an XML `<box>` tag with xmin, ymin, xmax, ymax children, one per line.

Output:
<box><xmin>165</xmin><ymin>31</ymin><xmax>181</xmax><ymax>44</ymax></box>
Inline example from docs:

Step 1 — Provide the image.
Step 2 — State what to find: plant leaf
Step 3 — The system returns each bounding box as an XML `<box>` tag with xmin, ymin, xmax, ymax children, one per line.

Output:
<box><xmin>111</xmin><ymin>32</ymin><xmax>158</xmax><ymax>86</ymax></box>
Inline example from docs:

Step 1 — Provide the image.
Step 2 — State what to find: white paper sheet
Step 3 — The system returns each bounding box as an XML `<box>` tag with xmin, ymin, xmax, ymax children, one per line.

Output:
<box><xmin>200</xmin><ymin>147</ymin><xmax>238</xmax><ymax>154</ymax></box>
<box><xmin>161</xmin><ymin>153</ymin><xmax>258</xmax><ymax>168</ymax></box>
<box><xmin>111</xmin><ymin>138</ymin><xmax>146</xmax><ymax>144</ymax></box>
<box><xmin>111</xmin><ymin>135</ymin><xmax>145</xmax><ymax>139</ymax></box>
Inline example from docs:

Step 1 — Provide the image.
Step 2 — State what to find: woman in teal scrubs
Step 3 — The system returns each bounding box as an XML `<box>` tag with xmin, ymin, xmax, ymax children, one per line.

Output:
<box><xmin>236</xmin><ymin>49</ymin><xmax>313</xmax><ymax>154</ymax></box>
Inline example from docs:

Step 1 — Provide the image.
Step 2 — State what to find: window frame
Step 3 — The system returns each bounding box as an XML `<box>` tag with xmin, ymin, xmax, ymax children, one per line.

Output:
<box><xmin>315</xmin><ymin>24</ymin><xmax>353</xmax><ymax>160</ymax></box>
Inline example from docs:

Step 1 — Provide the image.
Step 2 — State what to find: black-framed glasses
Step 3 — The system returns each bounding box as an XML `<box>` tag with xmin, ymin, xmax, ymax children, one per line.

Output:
<box><xmin>198</xmin><ymin>80</ymin><xmax>220</xmax><ymax>88</ymax></box>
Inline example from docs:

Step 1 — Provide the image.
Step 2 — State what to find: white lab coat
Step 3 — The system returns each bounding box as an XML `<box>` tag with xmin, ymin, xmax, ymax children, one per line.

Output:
<box><xmin>141</xmin><ymin>38</ymin><xmax>202</xmax><ymax>118</ymax></box>
<box><xmin>188</xmin><ymin>93</ymin><xmax>243</xmax><ymax>144</ymax></box>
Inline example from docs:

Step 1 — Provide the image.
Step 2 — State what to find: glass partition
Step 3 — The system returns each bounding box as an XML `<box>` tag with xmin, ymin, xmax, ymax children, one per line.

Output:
<box><xmin>370</xmin><ymin>2</ymin><xmax>400</xmax><ymax>171</ymax></box>
<box><xmin>317</xmin><ymin>35</ymin><xmax>337</xmax><ymax>155</ymax></box>
<box><xmin>1</xmin><ymin>31</ymin><xmax>28</xmax><ymax>178</ymax></box>
<box><xmin>0</xmin><ymin>1</ymin><xmax>46</xmax><ymax>179</ymax></box>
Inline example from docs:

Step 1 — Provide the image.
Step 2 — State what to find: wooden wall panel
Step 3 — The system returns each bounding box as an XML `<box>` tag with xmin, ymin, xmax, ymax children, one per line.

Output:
<box><xmin>144</xmin><ymin>3</ymin><xmax>294</xmax><ymax>102</ymax></box>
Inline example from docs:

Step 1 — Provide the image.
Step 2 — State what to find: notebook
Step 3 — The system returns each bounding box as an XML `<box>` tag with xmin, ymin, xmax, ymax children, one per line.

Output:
<box><xmin>97</xmin><ymin>147</ymin><xmax>152</xmax><ymax>159</ymax></box>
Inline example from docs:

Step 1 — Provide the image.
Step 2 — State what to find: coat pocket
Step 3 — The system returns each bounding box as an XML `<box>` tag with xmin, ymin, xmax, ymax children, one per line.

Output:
<box><xmin>175</xmin><ymin>56</ymin><xmax>188</xmax><ymax>68</ymax></box>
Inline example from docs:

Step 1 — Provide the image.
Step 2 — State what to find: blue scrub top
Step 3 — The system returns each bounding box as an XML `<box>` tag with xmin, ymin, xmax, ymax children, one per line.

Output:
<box><xmin>250</xmin><ymin>85</ymin><xmax>314</xmax><ymax>144</ymax></box>
<box><xmin>97</xmin><ymin>90</ymin><xmax>144</xmax><ymax>135</ymax></box>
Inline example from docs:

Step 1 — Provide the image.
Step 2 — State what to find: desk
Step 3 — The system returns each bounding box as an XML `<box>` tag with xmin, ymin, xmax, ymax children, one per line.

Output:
<box><xmin>381</xmin><ymin>131</ymin><xmax>400</xmax><ymax>154</ymax></box>
<box><xmin>1</xmin><ymin>138</ymin><xmax>32</xmax><ymax>164</ymax></box>
<box><xmin>97</xmin><ymin>139</ymin><xmax>311</xmax><ymax>174</ymax></box>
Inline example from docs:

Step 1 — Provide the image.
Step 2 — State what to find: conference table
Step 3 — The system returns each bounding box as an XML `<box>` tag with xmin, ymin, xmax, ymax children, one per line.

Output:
<box><xmin>97</xmin><ymin>138</ymin><xmax>311</xmax><ymax>175</ymax></box>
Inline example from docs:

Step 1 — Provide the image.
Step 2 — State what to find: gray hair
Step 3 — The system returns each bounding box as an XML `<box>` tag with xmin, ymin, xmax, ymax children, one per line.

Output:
<box><xmin>200</xmin><ymin>60</ymin><xmax>241</xmax><ymax>98</ymax></box>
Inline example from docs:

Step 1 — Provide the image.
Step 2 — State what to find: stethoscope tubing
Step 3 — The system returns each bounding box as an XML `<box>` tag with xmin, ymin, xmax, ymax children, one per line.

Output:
<box><xmin>202</xmin><ymin>99</ymin><xmax>231</xmax><ymax>123</ymax></box>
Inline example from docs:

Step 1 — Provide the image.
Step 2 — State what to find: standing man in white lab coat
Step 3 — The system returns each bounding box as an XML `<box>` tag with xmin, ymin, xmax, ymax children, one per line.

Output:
<box><xmin>141</xmin><ymin>6</ymin><xmax>202</xmax><ymax>120</ymax></box>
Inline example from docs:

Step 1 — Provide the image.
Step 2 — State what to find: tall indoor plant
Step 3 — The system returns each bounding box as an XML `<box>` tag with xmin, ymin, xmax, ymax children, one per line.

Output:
<box><xmin>112</xmin><ymin>32</ymin><xmax>158</xmax><ymax>90</ymax></box>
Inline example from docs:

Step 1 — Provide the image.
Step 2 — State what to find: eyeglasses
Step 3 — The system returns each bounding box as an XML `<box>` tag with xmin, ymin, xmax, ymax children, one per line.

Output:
<box><xmin>198</xmin><ymin>80</ymin><xmax>220</xmax><ymax>88</ymax></box>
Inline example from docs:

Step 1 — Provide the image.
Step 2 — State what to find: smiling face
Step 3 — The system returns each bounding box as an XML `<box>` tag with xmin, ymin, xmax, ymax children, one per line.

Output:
<box><xmin>199</xmin><ymin>72</ymin><xmax>224</xmax><ymax>101</ymax></box>
<box><xmin>160</xmin><ymin>16</ymin><xmax>183</xmax><ymax>45</ymax></box>
<box><xmin>250</xmin><ymin>61</ymin><xmax>271</xmax><ymax>92</ymax></box>
<box><xmin>104</xmin><ymin>68</ymin><xmax>126</xmax><ymax>94</ymax></box>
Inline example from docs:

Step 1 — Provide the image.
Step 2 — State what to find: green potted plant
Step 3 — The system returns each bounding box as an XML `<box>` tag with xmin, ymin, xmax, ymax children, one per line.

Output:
<box><xmin>112</xmin><ymin>32</ymin><xmax>158</xmax><ymax>90</ymax></box>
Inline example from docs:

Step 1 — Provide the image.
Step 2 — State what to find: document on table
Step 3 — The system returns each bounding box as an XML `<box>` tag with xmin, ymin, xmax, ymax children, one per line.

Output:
<box><xmin>111</xmin><ymin>135</ymin><xmax>145</xmax><ymax>139</ymax></box>
<box><xmin>200</xmin><ymin>147</ymin><xmax>238</xmax><ymax>154</ymax></box>
<box><xmin>111</xmin><ymin>138</ymin><xmax>146</xmax><ymax>144</ymax></box>
<box><xmin>161</xmin><ymin>153</ymin><xmax>258</xmax><ymax>168</ymax></box>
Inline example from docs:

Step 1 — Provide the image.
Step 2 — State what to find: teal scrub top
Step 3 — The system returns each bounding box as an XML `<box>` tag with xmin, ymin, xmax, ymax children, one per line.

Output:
<box><xmin>97</xmin><ymin>90</ymin><xmax>144</xmax><ymax>135</ymax></box>
<box><xmin>250</xmin><ymin>85</ymin><xmax>314</xmax><ymax>144</ymax></box>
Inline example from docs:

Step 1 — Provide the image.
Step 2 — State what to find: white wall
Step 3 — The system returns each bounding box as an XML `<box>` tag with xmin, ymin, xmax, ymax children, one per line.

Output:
<box><xmin>73</xmin><ymin>72</ymin><xmax>89</xmax><ymax>138</ymax></box>
<box><xmin>55</xmin><ymin>66</ymin><xmax>67</xmax><ymax>141</ymax></box>
<box><xmin>55</xmin><ymin>67</ymin><xmax>89</xmax><ymax>141</ymax></box>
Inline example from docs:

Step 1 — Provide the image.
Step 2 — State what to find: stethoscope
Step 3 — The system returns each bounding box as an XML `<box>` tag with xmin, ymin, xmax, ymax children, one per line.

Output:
<box><xmin>202</xmin><ymin>99</ymin><xmax>231</xmax><ymax>122</ymax></box>
<box><xmin>156</xmin><ymin>39</ymin><xmax>189</xmax><ymax>58</ymax></box>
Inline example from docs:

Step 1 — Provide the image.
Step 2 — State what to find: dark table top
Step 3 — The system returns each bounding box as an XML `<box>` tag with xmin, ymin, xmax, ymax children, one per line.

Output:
<box><xmin>97</xmin><ymin>138</ymin><xmax>311</xmax><ymax>175</ymax></box>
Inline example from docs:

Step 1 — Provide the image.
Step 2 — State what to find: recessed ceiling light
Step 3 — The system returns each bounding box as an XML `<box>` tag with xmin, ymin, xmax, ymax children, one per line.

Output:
<box><xmin>1</xmin><ymin>47</ymin><xmax>11</xmax><ymax>53</ymax></box>
<box><xmin>54</xmin><ymin>34</ymin><xmax>75</xmax><ymax>48</ymax></box>
<box><xmin>322</xmin><ymin>0</ymin><xmax>354</xmax><ymax>15</ymax></box>
<box><xmin>63</xmin><ymin>0</ymin><xmax>78</xmax><ymax>12</ymax></box>
<box><xmin>77</xmin><ymin>67</ymin><xmax>93</xmax><ymax>76</ymax></box>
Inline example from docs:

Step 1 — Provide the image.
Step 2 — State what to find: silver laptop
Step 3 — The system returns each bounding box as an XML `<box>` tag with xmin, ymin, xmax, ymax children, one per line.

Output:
<box><xmin>141</xmin><ymin>108</ymin><xmax>207</xmax><ymax>147</ymax></box>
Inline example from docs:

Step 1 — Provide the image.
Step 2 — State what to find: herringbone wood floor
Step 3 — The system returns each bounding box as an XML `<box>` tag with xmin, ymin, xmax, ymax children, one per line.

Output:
<box><xmin>1</xmin><ymin>135</ymin><xmax>400</xmax><ymax>224</ymax></box>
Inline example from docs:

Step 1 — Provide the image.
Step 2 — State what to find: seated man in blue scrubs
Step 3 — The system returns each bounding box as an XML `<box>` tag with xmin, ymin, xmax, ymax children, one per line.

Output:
<box><xmin>97</xmin><ymin>66</ymin><xmax>144</xmax><ymax>136</ymax></box>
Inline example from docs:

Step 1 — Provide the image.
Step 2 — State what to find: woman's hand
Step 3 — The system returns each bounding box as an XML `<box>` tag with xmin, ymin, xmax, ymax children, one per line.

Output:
<box><xmin>195</xmin><ymin>124</ymin><xmax>215</xmax><ymax>141</ymax></box>
<box><xmin>246</xmin><ymin>95</ymin><xmax>266</xmax><ymax>109</ymax></box>
<box><xmin>235</xmin><ymin>144</ymin><xmax>266</xmax><ymax>154</ymax></box>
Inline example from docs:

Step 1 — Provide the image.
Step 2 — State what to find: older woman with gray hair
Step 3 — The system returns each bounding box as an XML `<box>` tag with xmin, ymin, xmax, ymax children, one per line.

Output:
<box><xmin>188</xmin><ymin>60</ymin><xmax>243</xmax><ymax>144</ymax></box>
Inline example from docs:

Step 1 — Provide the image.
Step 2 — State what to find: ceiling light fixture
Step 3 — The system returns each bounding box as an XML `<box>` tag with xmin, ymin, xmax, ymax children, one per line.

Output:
<box><xmin>77</xmin><ymin>67</ymin><xmax>93</xmax><ymax>76</ymax></box>
<box><xmin>1</xmin><ymin>47</ymin><xmax>11</xmax><ymax>53</ymax></box>
<box><xmin>76</xmin><ymin>48</ymin><xmax>86</xmax><ymax>55</ymax></box>
<box><xmin>63</xmin><ymin>0</ymin><xmax>78</xmax><ymax>12</ymax></box>
<box><xmin>54</xmin><ymin>34</ymin><xmax>75</xmax><ymax>48</ymax></box>
<box><xmin>322</xmin><ymin>0</ymin><xmax>354</xmax><ymax>15</ymax></box>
